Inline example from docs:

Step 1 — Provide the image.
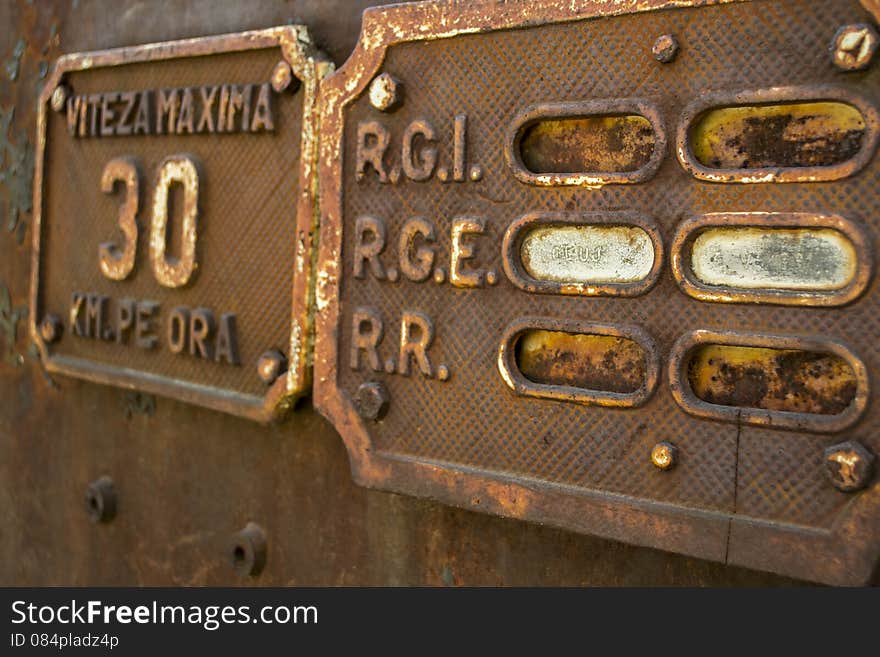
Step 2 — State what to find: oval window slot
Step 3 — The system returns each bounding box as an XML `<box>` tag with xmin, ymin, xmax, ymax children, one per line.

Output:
<box><xmin>691</xmin><ymin>101</ymin><xmax>866</xmax><ymax>170</ymax></box>
<box><xmin>516</xmin><ymin>330</ymin><xmax>647</xmax><ymax>394</ymax></box>
<box><xmin>691</xmin><ymin>228</ymin><xmax>857</xmax><ymax>291</ymax></box>
<box><xmin>519</xmin><ymin>115</ymin><xmax>656</xmax><ymax>174</ymax></box>
<box><xmin>520</xmin><ymin>225</ymin><xmax>655</xmax><ymax>285</ymax></box>
<box><xmin>687</xmin><ymin>345</ymin><xmax>856</xmax><ymax>415</ymax></box>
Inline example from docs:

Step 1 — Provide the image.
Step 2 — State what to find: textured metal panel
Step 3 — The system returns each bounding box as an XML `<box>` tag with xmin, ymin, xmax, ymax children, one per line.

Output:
<box><xmin>0</xmin><ymin>0</ymin><xmax>846</xmax><ymax>588</ymax></box>
<box><xmin>30</xmin><ymin>28</ymin><xmax>331</xmax><ymax>421</ymax></box>
<box><xmin>316</xmin><ymin>0</ymin><xmax>880</xmax><ymax>584</ymax></box>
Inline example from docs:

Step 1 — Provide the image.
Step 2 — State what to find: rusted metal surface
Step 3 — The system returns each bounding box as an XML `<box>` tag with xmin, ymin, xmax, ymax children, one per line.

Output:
<box><xmin>669</xmin><ymin>330</ymin><xmax>869</xmax><ymax>432</ymax></box>
<box><xmin>509</xmin><ymin>100</ymin><xmax>666</xmax><ymax>186</ymax></box>
<box><xmin>832</xmin><ymin>23</ymin><xmax>879</xmax><ymax>71</ymax></box>
<box><xmin>677</xmin><ymin>86</ymin><xmax>880</xmax><ymax>183</ymax></box>
<box><xmin>498</xmin><ymin>318</ymin><xmax>660</xmax><ymax>407</ymax></box>
<box><xmin>824</xmin><ymin>440</ymin><xmax>875</xmax><ymax>491</ymax></box>
<box><xmin>0</xmin><ymin>0</ymin><xmax>871</xmax><ymax>588</ymax></box>
<box><xmin>690</xmin><ymin>101</ymin><xmax>869</xmax><ymax>170</ymax></box>
<box><xmin>0</xmin><ymin>0</ymin><xmax>809</xmax><ymax>588</ymax></box>
<box><xmin>671</xmin><ymin>212</ymin><xmax>873</xmax><ymax>306</ymax></box>
<box><xmin>29</xmin><ymin>26</ymin><xmax>332</xmax><ymax>422</ymax></box>
<box><xmin>686</xmin><ymin>344</ymin><xmax>858</xmax><ymax>415</ymax></box>
<box><xmin>515</xmin><ymin>330</ymin><xmax>648</xmax><ymax>394</ymax></box>
<box><xmin>315</xmin><ymin>0</ymin><xmax>880</xmax><ymax>585</ymax></box>
<box><xmin>518</xmin><ymin>114</ymin><xmax>656</xmax><ymax>174</ymax></box>
<box><xmin>650</xmin><ymin>442</ymin><xmax>679</xmax><ymax>470</ymax></box>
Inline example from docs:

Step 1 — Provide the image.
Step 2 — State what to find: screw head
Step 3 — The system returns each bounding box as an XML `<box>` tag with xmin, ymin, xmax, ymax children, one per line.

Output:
<box><xmin>824</xmin><ymin>440</ymin><xmax>874</xmax><ymax>492</ymax></box>
<box><xmin>651</xmin><ymin>441</ymin><xmax>678</xmax><ymax>470</ymax></box>
<box><xmin>652</xmin><ymin>34</ymin><xmax>679</xmax><ymax>63</ymax></box>
<box><xmin>355</xmin><ymin>381</ymin><xmax>390</xmax><ymax>421</ymax></box>
<box><xmin>50</xmin><ymin>84</ymin><xmax>69</xmax><ymax>112</ymax></box>
<box><xmin>369</xmin><ymin>73</ymin><xmax>403</xmax><ymax>112</ymax></box>
<box><xmin>832</xmin><ymin>24</ymin><xmax>878</xmax><ymax>71</ymax></box>
<box><xmin>230</xmin><ymin>522</ymin><xmax>267</xmax><ymax>577</ymax></box>
<box><xmin>85</xmin><ymin>476</ymin><xmax>117</xmax><ymax>523</ymax></box>
<box><xmin>270</xmin><ymin>60</ymin><xmax>294</xmax><ymax>92</ymax></box>
<box><xmin>39</xmin><ymin>314</ymin><xmax>63</xmax><ymax>343</ymax></box>
<box><xmin>256</xmin><ymin>350</ymin><xmax>287</xmax><ymax>384</ymax></box>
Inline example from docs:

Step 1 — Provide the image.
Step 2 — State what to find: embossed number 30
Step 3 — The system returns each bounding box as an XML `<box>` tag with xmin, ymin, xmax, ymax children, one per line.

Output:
<box><xmin>99</xmin><ymin>154</ymin><xmax>200</xmax><ymax>288</ymax></box>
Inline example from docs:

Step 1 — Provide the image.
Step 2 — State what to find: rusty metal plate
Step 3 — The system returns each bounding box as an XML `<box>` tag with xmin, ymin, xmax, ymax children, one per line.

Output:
<box><xmin>315</xmin><ymin>0</ymin><xmax>880</xmax><ymax>585</ymax></box>
<box><xmin>30</xmin><ymin>28</ymin><xmax>332</xmax><ymax>421</ymax></box>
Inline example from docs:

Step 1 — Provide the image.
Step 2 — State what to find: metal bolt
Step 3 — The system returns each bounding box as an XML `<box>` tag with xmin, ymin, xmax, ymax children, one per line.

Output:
<box><xmin>256</xmin><ymin>349</ymin><xmax>286</xmax><ymax>384</ymax></box>
<box><xmin>832</xmin><ymin>24</ymin><xmax>878</xmax><ymax>71</ymax></box>
<box><xmin>270</xmin><ymin>61</ymin><xmax>294</xmax><ymax>92</ymax></box>
<box><xmin>39</xmin><ymin>314</ymin><xmax>63</xmax><ymax>343</ymax></box>
<box><xmin>230</xmin><ymin>522</ymin><xmax>267</xmax><ymax>577</ymax></box>
<box><xmin>652</xmin><ymin>34</ymin><xmax>679</xmax><ymax>63</ymax></box>
<box><xmin>651</xmin><ymin>441</ymin><xmax>678</xmax><ymax>470</ymax></box>
<box><xmin>50</xmin><ymin>84</ymin><xmax>69</xmax><ymax>112</ymax></box>
<box><xmin>355</xmin><ymin>381</ymin><xmax>390</xmax><ymax>421</ymax></box>
<box><xmin>369</xmin><ymin>73</ymin><xmax>403</xmax><ymax>112</ymax></box>
<box><xmin>85</xmin><ymin>476</ymin><xmax>117</xmax><ymax>523</ymax></box>
<box><xmin>824</xmin><ymin>440</ymin><xmax>874</xmax><ymax>492</ymax></box>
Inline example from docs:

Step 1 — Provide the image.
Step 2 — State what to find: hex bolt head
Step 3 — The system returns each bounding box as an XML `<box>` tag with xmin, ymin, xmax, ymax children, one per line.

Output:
<box><xmin>355</xmin><ymin>381</ymin><xmax>390</xmax><ymax>421</ymax></box>
<box><xmin>85</xmin><ymin>476</ymin><xmax>117</xmax><ymax>523</ymax></box>
<box><xmin>652</xmin><ymin>34</ymin><xmax>679</xmax><ymax>63</ymax></box>
<box><xmin>50</xmin><ymin>84</ymin><xmax>69</xmax><ymax>112</ymax></box>
<box><xmin>256</xmin><ymin>349</ymin><xmax>287</xmax><ymax>384</ymax></box>
<box><xmin>230</xmin><ymin>522</ymin><xmax>267</xmax><ymax>577</ymax></box>
<box><xmin>39</xmin><ymin>314</ymin><xmax>63</xmax><ymax>343</ymax></box>
<box><xmin>824</xmin><ymin>440</ymin><xmax>874</xmax><ymax>492</ymax></box>
<box><xmin>270</xmin><ymin>60</ymin><xmax>294</xmax><ymax>92</ymax></box>
<box><xmin>651</xmin><ymin>441</ymin><xmax>679</xmax><ymax>470</ymax></box>
<box><xmin>369</xmin><ymin>73</ymin><xmax>403</xmax><ymax>112</ymax></box>
<box><xmin>832</xmin><ymin>24</ymin><xmax>878</xmax><ymax>71</ymax></box>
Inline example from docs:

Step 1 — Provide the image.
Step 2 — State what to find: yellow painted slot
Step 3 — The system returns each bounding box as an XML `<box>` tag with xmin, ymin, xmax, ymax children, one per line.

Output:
<box><xmin>691</xmin><ymin>101</ymin><xmax>866</xmax><ymax>169</ymax></box>
<box><xmin>516</xmin><ymin>330</ymin><xmax>647</xmax><ymax>394</ymax></box>
<box><xmin>687</xmin><ymin>344</ymin><xmax>856</xmax><ymax>415</ymax></box>
<box><xmin>519</xmin><ymin>115</ymin><xmax>655</xmax><ymax>173</ymax></box>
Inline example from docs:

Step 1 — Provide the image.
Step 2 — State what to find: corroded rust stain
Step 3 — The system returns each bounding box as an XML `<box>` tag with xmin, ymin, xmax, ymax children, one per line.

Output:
<box><xmin>519</xmin><ymin>115</ymin><xmax>655</xmax><ymax>174</ymax></box>
<box><xmin>690</xmin><ymin>227</ymin><xmax>857</xmax><ymax>291</ymax></box>
<box><xmin>691</xmin><ymin>101</ymin><xmax>866</xmax><ymax>169</ymax></box>
<box><xmin>515</xmin><ymin>329</ymin><xmax>646</xmax><ymax>394</ymax></box>
<box><xmin>687</xmin><ymin>345</ymin><xmax>857</xmax><ymax>415</ymax></box>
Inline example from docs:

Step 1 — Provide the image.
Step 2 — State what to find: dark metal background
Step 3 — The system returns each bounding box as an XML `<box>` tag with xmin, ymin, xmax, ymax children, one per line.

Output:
<box><xmin>0</xmin><ymin>0</ymin><xmax>818</xmax><ymax>585</ymax></box>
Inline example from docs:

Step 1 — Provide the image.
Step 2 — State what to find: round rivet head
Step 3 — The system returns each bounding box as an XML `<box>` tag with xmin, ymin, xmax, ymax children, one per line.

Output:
<box><xmin>231</xmin><ymin>522</ymin><xmax>267</xmax><ymax>577</ymax></box>
<box><xmin>652</xmin><ymin>34</ymin><xmax>679</xmax><ymax>63</ymax></box>
<box><xmin>651</xmin><ymin>442</ymin><xmax>678</xmax><ymax>470</ymax></box>
<box><xmin>355</xmin><ymin>381</ymin><xmax>390</xmax><ymax>421</ymax></box>
<box><xmin>832</xmin><ymin>24</ymin><xmax>878</xmax><ymax>71</ymax></box>
<box><xmin>369</xmin><ymin>73</ymin><xmax>403</xmax><ymax>112</ymax></box>
<box><xmin>256</xmin><ymin>350</ymin><xmax>286</xmax><ymax>384</ymax></box>
<box><xmin>270</xmin><ymin>60</ymin><xmax>294</xmax><ymax>92</ymax></box>
<box><xmin>85</xmin><ymin>476</ymin><xmax>117</xmax><ymax>523</ymax></box>
<box><xmin>824</xmin><ymin>440</ymin><xmax>874</xmax><ymax>492</ymax></box>
<box><xmin>39</xmin><ymin>314</ymin><xmax>63</xmax><ymax>343</ymax></box>
<box><xmin>50</xmin><ymin>84</ymin><xmax>69</xmax><ymax>112</ymax></box>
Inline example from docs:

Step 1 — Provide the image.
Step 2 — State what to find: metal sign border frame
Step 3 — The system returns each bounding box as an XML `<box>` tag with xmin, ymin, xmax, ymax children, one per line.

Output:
<box><xmin>314</xmin><ymin>0</ymin><xmax>880</xmax><ymax>584</ymax></box>
<box><xmin>30</xmin><ymin>26</ymin><xmax>333</xmax><ymax>422</ymax></box>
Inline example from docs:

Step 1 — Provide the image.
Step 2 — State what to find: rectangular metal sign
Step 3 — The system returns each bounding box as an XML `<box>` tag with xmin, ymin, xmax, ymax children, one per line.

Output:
<box><xmin>30</xmin><ymin>28</ymin><xmax>331</xmax><ymax>421</ymax></box>
<box><xmin>315</xmin><ymin>0</ymin><xmax>880</xmax><ymax>584</ymax></box>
